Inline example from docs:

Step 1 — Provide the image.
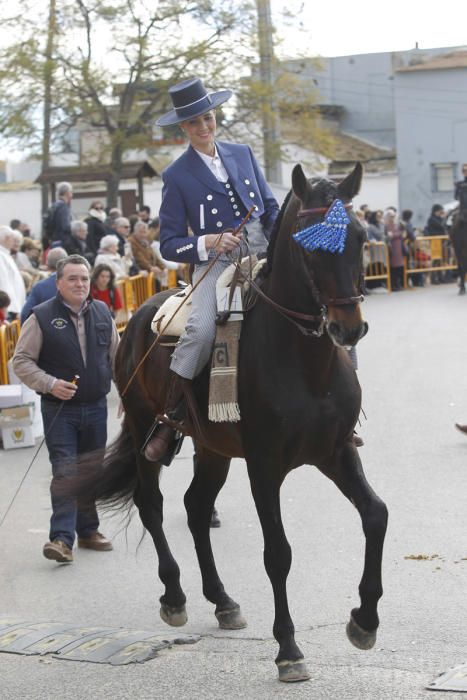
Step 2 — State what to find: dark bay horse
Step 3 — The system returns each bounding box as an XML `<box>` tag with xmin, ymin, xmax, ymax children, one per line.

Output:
<box><xmin>450</xmin><ymin>210</ymin><xmax>467</xmax><ymax>294</ymax></box>
<box><xmin>70</xmin><ymin>162</ymin><xmax>388</xmax><ymax>682</ymax></box>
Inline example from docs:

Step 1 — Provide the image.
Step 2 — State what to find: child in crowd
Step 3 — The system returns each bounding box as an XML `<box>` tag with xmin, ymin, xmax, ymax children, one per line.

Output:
<box><xmin>0</xmin><ymin>291</ymin><xmax>11</xmax><ymax>325</ymax></box>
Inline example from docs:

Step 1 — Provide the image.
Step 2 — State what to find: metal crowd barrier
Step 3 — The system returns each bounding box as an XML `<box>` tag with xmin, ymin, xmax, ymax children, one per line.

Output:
<box><xmin>363</xmin><ymin>241</ymin><xmax>392</xmax><ymax>292</ymax></box>
<box><xmin>403</xmin><ymin>235</ymin><xmax>457</xmax><ymax>288</ymax></box>
<box><xmin>1</xmin><ymin>241</ymin><xmax>456</xmax><ymax>384</ymax></box>
<box><xmin>0</xmin><ymin>320</ymin><xmax>21</xmax><ymax>385</ymax></box>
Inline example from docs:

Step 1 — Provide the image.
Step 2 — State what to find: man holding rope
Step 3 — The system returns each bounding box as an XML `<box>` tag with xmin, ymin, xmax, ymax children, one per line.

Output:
<box><xmin>13</xmin><ymin>254</ymin><xmax>119</xmax><ymax>564</ymax></box>
<box><xmin>143</xmin><ymin>77</ymin><xmax>279</xmax><ymax>465</ymax></box>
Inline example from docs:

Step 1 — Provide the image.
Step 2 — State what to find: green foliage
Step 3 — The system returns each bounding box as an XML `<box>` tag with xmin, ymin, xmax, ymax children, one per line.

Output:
<box><xmin>0</xmin><ymin>0</ymin><xmax>326</xmax><ymax>194</ymax></box>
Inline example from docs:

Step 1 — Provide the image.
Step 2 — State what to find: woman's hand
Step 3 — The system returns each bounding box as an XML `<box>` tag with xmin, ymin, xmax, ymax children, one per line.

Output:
<box><xmin>205</xmin><ymin>230</ymin><xmax>243</xmax><ymax>253</ymax></box>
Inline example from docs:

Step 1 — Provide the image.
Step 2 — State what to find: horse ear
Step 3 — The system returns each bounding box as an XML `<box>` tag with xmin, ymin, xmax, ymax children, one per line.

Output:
<box><xmin>338</xmin><ymin>162</ymin><xmax>363</xmax><ymax>200</ymax></box>
<box><xmin>292</xmin><ymin>164</ymin><xmax>308</xmax><ymax>200</ymax></box>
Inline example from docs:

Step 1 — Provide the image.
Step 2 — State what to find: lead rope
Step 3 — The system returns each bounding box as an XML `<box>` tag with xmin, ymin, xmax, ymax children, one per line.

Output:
<box><xmin>120</xmin><ymin>207</ymin><xmax>255</xmax><ymax>398</ymax></box>
<box><xmin>0</xmin><ymin>375</ymin><xmax>80</xmax><ymax>530</ymax></box>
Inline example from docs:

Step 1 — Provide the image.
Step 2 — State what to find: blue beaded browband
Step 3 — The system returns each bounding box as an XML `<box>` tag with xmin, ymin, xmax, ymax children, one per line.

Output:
<box><xmin>293</xmin><ymin>199</ymin><xmax>353</xmax><ymax>254</ymax></box>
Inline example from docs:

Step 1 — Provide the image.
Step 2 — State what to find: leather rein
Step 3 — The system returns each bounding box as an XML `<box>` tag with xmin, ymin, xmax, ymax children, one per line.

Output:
<box><xmin>234</xmin><ymin>200</ymin><xmax>364</xmax><ymax>338</ymax></box>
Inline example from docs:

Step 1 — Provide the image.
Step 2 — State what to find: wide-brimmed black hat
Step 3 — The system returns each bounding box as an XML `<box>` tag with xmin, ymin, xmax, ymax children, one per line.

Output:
<box><xmin>156</xmin><ymin>77</ymin><xmax>232</xmax><ymax>127</ymax></box>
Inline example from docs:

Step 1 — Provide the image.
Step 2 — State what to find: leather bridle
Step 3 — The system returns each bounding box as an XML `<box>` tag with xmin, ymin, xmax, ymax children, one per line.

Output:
<box><xmin>233</xmin><ymin>199</ymin><xmax>364</xmax><ymax>337</ymax></box>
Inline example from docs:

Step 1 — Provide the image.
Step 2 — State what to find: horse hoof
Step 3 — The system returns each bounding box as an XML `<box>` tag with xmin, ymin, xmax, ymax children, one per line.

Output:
<box><xmin>215</xmin><ymin>605</ymin><xmax>247</xmax><ymax>630</ymax></box>
<box><xmin>346</xmin><ymin>614</ymin><xmax>377</xmax><ymax>650</ymax></box>
<box><xmin>277</xmin><ymin>659</ymin><xmax>311</xmax><ymax>682</ymax></box>
<box><xmin>459</xmin><ymin>288</ymin><xmax>466</xmax><ymax>295</ymax></box>
<box><xmin>160</xmin><ymin>603</ymin><xmax>188</xmax><ymax>627</ymax></box>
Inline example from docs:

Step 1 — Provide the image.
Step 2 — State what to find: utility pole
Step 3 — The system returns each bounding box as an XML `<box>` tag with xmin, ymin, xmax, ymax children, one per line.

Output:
<box><xmin>41</xmin><ymin>0</ymin><xmax>56</xmax><ymax>221</ymax></box>
<box><xmin>256</xmin><ymin>0</ymin><xmax>282</xmax><ymax>184</ymax></box>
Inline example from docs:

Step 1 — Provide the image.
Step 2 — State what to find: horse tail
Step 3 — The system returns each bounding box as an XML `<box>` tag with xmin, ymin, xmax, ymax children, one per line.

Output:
<box><xmin>57</xmin><ymin>419</ymin><xmax>138</xmax><ymax>514</ymax></box>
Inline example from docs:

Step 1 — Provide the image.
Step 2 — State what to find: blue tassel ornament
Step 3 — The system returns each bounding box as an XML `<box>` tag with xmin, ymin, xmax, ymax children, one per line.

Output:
<box><xmin>293</xmin><ymin>199</ymin><xmax>350</xmax><ymax>254</ymax></box>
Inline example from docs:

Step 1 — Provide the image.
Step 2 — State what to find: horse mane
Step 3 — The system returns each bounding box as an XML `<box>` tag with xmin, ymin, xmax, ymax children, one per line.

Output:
<box><xmin>263</xmin><ymin>189</ymin><xmax>294</xmax><ymax>276</ymax></box>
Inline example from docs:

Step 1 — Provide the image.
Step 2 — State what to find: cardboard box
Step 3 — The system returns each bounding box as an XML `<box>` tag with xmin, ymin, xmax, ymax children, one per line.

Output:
<box><xmin>1</xmin><ymin>425</ymin><xmax>35</xmax><ymax>449</ymax></box>
<box><xmin>0</xmin><ymin>385</ymin><xmax>23</xmax><ymax>408</ymax></box>
<box><xmin>0</xmin><ymin>402</ymin><xmax>36</xmax><ymax>450</ymax></box>
<box><xmin>0</xmin><ymin>404</ymin><xmax>35</xmax><ymax>428</ymax></box>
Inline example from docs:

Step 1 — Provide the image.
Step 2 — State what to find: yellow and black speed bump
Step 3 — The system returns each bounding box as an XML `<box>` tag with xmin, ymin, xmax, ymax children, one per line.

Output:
<box><xmin>0</xmin><ymin>616</ymin><xmax>199</xmax><ymax>665</ymax></box>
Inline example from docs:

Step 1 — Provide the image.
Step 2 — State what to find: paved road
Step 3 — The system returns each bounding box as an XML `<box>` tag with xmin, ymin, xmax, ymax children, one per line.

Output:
<box><xmin>1</xmin><ymin>283</ymin><xmax>466</xmax><ymax>699</ymax></box>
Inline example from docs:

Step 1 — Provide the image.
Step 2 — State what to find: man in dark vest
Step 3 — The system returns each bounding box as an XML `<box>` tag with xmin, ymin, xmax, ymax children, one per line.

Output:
<box><xmin>455</xmin><ymin>163</ymin><xmax>467</xmax><ymax>215</ymax></box>
<box><xmin>13</xmin><ymin>254</ymin><xmax>120</xmax><ymax>564</ymax></box>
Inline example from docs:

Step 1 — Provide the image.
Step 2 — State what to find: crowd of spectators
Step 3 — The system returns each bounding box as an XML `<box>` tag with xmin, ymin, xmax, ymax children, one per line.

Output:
<box><xmin>0</xmin><ymin>182</ymin><xmax>185</xmax><ymax>325</ymax></box>
<box><xmin>0</xmin><ymin>185</ymin><xmax>460</xmax><ymax>326</ymax></box>
<box><xmin>357</xmin><ymin>202</ymin><xmax>454</xmax><ymax>291</ymax></box>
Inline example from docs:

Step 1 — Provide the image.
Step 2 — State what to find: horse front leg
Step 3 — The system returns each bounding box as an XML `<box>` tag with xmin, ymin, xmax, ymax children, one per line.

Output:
<box><xmin>248</xmin><ymin>462</ymin><xmax>310</xmax><ymax>683</ymax></box>
<box><xmin>322</xmin><ymin>441</ymin><xmax>388</xmax><ymax>650</ymax></box>
<box><xmin>184</xmin><ymin>446</ymin><xmax>246</xmax><ymax>630</ymax></box>
<box><xmin>134</xmin><ymin>458</ymin><xmax>187</xmax><ymax>627</ymax></box>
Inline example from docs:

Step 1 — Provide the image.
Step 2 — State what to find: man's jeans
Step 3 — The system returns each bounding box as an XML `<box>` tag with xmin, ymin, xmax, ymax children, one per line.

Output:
<box><xmin>41</xmin><ymin>397</ymin><xmax>107</xmax><ymax>548</ymax></box>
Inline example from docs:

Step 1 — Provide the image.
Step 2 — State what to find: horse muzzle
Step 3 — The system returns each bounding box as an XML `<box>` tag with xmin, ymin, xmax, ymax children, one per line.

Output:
<box><xmin>326</xmin><ymin>318</ymin><xmax>369</xmax><ymax>347</ymax></box>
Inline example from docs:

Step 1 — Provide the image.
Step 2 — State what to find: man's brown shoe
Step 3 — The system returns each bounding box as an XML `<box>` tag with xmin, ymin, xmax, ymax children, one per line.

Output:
<box><xmin>78</xmin><ymin>532</ymin><xmax>113</xmax><ymax>551</ymax></box>
<box><xmin>455</xmin><ymin>423</ymin><xmax>467</xmax><ymax>435</ymax></box>
<box><xmin>43</xmin><ymin>539</ymin><xmax>73</xmax><ymax>563</ymax></box>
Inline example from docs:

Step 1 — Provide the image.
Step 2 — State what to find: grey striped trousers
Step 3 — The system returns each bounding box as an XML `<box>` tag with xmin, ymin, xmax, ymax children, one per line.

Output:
<box><xmin>170</xmin><ymin>222</ymin><xmax>266</xmax><ymax>379</ymax></box>
<box><xmin>170</xmin><ymin>254</ymin><xmax>233</xmax><ymax>379</ymax></box>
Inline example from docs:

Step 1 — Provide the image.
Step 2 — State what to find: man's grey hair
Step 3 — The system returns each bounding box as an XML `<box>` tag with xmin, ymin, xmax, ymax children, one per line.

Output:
<box><xmin>114</xmin><ymin>217</ymin><xmax>130</xmax><ymax>228</ymax></box>
<box><xmin>47</xmin><ymin>247</ymin><xmax>68</xmax><ymax>270</ymax></box>
<box><xmin>0</xmin><ymin>225</ymin><xmax>14</xmax><ymax>246</ymax></box>
<box><xmin>57</xmin><ymin>181</ymin><xmax>72</xmax><ymax>197</ymax></box>
<box><xmin>71</xmin><ymin>220</ymin><xmax>88</xmax><ymax>235</ymax></box>
<box><xmin>56</xmin><ymin>255</ymin><xmax>91</xmax><ymax>279</ymax></box>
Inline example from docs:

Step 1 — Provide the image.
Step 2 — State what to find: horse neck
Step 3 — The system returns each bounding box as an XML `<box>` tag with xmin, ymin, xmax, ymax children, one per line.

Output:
<box><xmin>266</xmin><ymin>206</ymin><xmax>321</xmax><ymax>316</ymax></box>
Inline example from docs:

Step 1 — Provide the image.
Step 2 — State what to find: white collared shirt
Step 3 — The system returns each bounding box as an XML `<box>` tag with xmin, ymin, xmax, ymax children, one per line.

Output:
<box><xmin>194</xmin><ymin>145</ymin><xmax>229</xmax><ymax>260</ymax></box>
<box><xmin>194</xmin><ymin>145</ymin><xmax>229</xmax><ymax>183</ymax></box>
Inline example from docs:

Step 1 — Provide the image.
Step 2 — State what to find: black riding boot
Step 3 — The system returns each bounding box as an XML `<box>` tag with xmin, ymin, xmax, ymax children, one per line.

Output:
<box><xmin>143</xmin><ymin>372</ymin><xmax>186</xmax><ymax>464</ymax></box>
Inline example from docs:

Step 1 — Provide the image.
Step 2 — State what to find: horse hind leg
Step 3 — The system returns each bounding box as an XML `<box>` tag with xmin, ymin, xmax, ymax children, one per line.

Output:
<box><xmin>134</xmin><ymin>457</ymin><xmax>187</xmax><ymax>627</ymax></box>
<box><xmin>322</xmin><ymin>442</ymin><xmax>388</xmax><ymax>650</ymax></box>
<box><xmin>184</xmin><ymin>446</ymin><xmax>246</xmax><ymax>631</ymax></box>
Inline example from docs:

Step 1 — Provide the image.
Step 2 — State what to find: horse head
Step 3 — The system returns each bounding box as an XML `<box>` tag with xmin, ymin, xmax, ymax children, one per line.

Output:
<box><xmin>288</xmin><ymin>162</ymin><xmax>368</xmax><ymax>347</ymax></box>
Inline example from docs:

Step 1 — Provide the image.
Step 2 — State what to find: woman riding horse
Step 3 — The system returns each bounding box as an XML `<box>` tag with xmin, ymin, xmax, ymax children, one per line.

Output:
<box><xmin>143</xmin><ymin>76</ymin><xmax>279</xmax><ymax>463</ymax></box>
<box><xmin>63</xmin><ymin>161</ymin><xmax>388</xmax><ymax>683</ymax></box>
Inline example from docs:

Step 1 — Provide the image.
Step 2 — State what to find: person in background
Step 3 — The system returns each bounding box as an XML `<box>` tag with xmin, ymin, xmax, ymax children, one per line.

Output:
<box><xmin>20</xmin><ymin>247</ymin><xmax>68</xmax><ymax>323</ymax></box>
<box><xmin>44</xmin><ymin>181</ymin><xmax>73</xmax><ymax>248</ymax></box>
<box><xmin>0</xmin><ymin>291</ymin><xmax>11</xmax><ymax>325</ymax></box>
<box><xmin>90</xmin><ymin>263</ymin><xmax>124</xmax><ymax>317</ymax></box>
<box><xmin>385</xmin><ymin>209</ymin><xmax>405</xmax><ymax>291</ymax></box>
<box><xmin>13</xmin><ymin>255</ymin><xmax>119</xmax><ymax>564</ymax></box>
<box><xmin>424</xmin><ymin>204</ymin><xmax>447</xmax><ymax>284</ymax></box>
<box><xmin>85</xmin><ymin>200</ymin><xmax>110</xmax><ymax>256</ymax></box>
<box><xmin>106</xmin><ymin>207</ymin><xmax>122</xmax><ymax>229</ymax></box>
<box><xmin>0</xmin><ymin>225</ymin><xmax>26</xmax><ymax>317</ymax></box>
<box><xmin>138</xmin><ymin>205</ymin><xmax>151</xmax><ymax>223</ymax></box>
<box><xmin>454</xmin><ymin>163</ymin><xmax>467</xmax><ymax>210</ymax></box>
<box><xmin>129</xmin><ymin>214</ymin><xmax>139</xmax><ymax>233</ymax></box>
<box><xmin>21</xmin><ymin>237</ymin><xmax>43</xmax><ymax>269</ymax></box>
<box><xmin>128</xmin><ymin>220</ymin><xmax>164</xmax><ymax>279</ymax></box>
<box><xmin>366</xmin><ymin>210</ymin><xmax>387</xmax><ymax>290</ymax></box>
<box><xmin>94</xmin><ymin>234</ymin><xmax>133</xmax><ymax>280</ymax></box>
<box><xmin>63</xmin><ymin>220</ymin><xmax>95</xmax><ymax>266</ymax></box>
<box><xmin>108</xmin><ymin>216</ymin><xmax>130</xmax><ymax>256</ymax></box>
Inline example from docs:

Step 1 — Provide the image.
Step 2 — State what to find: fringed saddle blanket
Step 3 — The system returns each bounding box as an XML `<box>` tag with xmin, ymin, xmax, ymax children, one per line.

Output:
<box><xmin>151</xmin><ymin>257</ymin><xmax>265</xmax><ymax>422</ymax></box>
